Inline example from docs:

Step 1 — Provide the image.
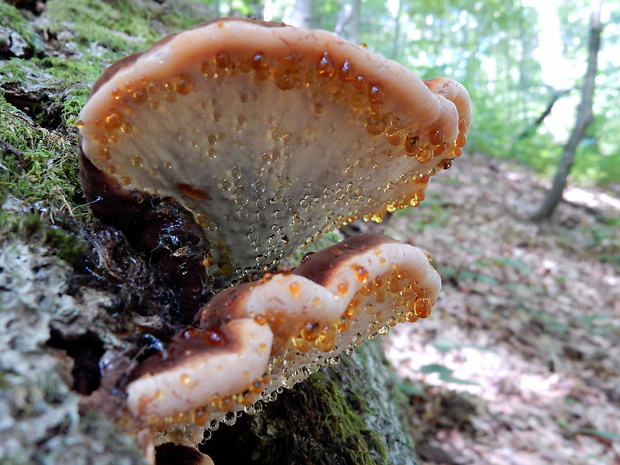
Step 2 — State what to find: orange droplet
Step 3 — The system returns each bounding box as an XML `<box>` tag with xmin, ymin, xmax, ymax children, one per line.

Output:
<box><xmin>403</xmin><ymin>134</ymin><xmax>419</xmax><ymax>154</ymax></box>
<box><xmin>254</xmin><ymin>314</ymin><xmax>268</xmax><ymax>326</ymax></box>
<box><xmin>252</xmin><ymin>52</ymin><xmax>268</xmax><ymax>70</ymax></box>
<box><xmin>415</xmin><ymin>149</ymin><xmax>433</xmax><ymax>164</ymax></box>
<box><xmin>104</xmin><ymin>110</ymin><xmax>123</xmax><ymax>130</ymax></box>
<box><xmin>315</xmin><ymin>328</ymin><xmax>337</xmax><ymax>352</ymax></box>
<box><xmin>203</xmin><ymin>326</ymin><xmax>227</xmax><ymax>346</ymax></box>
<box><xmin>429</xmin><ymin>128</ymin><xmax>443</xmax><ymax>145</ymax></box>
<box><xmin>175</xmin><ymin>74</ymin><xmax>194</xmax><ymax>95</ymax></box>
<box><xmin>368</xmin><ymin>84</ymin><xmax>383</xmax><ymax>104</ymax></box>
<box><xmin>458</xmin><ymin>117</ymin><xmax>467</xmax><ymax>133</ymax></box>
<box><xmin>385</xmin><ymin>127</ymin><xmax>402</xmax><ymax>146</ymax></box>
<box><xmin>317</xmin><ymin>52</ymin><xmax>335</xmax><ymax>78</ymax></box>
<box><xmin>289</xmin><ymin>281</ymin><xmax>301</xmax><ymax>297</ymax></box>
<box><xmin>181</xmin><ymin>328</ymin><xmax>200</xmax><ymax>339</ymax></box>
<box><xmin>352</xmin><ymin>265</ymin><xmax>369</xmax><ymax>283</ymax></box>
<box><xmin>414</xmin><ymin>297</ymin><xmax>432</xmax><ymax>318</ymax></box>
<box><xmin>215</xmin><ymin>51</ymin><xmax>231</xmax><ymax>68</ymax></box>
<box><xmin>274</xmin><ymin>69</ymin><xmax>296</xmax><ymax>90</ymax></box>
<box><xmin>300</xmin><ymin>322</ymin><xmax>321</xmax><ymax>342</ymax></box>
<box><xmin>132</xmin><ymin>88</ymin><xmax>148</xmax><ymax>104</ymax></box>
<box><xmin>354</xmin><ymin>75</ymin><xmax>366</xmax><ymax>90</ymax></box>
<box><xmin>339</xmin><ymin>60</ymin><xmax>354</xmax><ymax>83</ymax></box>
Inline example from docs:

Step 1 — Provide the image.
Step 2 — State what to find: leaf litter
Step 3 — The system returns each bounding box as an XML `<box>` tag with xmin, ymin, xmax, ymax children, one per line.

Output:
<box><xmin>382</xmin><ymin>152</ymin><xmax>620</xmax><ymax>465</ymax></box>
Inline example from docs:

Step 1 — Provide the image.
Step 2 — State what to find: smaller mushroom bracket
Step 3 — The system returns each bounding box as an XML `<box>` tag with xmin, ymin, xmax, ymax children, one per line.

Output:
<box><xmin>125</xmin><ymin>234</ymin><xmax>441</xmax><ymax>434</ymax></box>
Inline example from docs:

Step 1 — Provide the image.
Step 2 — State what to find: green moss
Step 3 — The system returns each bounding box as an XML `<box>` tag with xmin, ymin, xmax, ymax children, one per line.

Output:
<box><xmin>0</xmin><ymin>2</ymin><xmax>46</xmax><ymax>56</ymax></box>
<box><xmin>304</xmin><ymin>371</ymin><xmax>389</xmax><ymax>465</ymax></box>
<box><xmin>0</xmin><ymin>93</ymin><xmax>85</xmax><ymax>260</ymax></box>
<box><xmin>42</xmin><ymin>0</ymin><xmax>215</xmax><ymax>58</ymax></box>
<box><xmin>43</xmin><ymin>0</ymin><xmax>159</xmax><ymax>54</ymax></box>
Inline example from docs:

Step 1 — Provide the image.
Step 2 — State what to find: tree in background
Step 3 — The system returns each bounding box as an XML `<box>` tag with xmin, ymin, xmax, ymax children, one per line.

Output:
<box><xmin>530</xmin><ymin>0</ymin><xmax>603</xmax><ymax>221</ymax></box>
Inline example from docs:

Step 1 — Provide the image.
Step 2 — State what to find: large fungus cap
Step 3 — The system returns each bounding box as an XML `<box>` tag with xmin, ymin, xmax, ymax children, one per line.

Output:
<box><xmin>77</xmin><ymin>18</ymin><xmax>471</xmax><ymax>278</ymax></box>
<box><xmin>126</xmin><ymin>234</ymin><xmax>441</xmax><ymax>430</ymax></box>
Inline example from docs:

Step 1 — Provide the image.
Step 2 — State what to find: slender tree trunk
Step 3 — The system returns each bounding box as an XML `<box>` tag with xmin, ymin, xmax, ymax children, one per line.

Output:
<box><xmin>529</xmin><ymin>0</ymin><xmax>603</xmax><ymax>222</ymax></box>
<box><xmin>390</xmin><ymin>0</ymin><xmax>403</xmax><ymax>59</ymax></box>
<box><xmin>518</xmin><ymin>88</ymin><xmax>570</xmax><ymax>140</ymax></box>
<box><xmin>291</xmin><ymin>0</ymin><xmax>314</xmax><ymax>28</ymax></box>
<box><xmin>349</xmin><ymin>0</ymin><xmax>361</xmax><ymax>45</ymax></box>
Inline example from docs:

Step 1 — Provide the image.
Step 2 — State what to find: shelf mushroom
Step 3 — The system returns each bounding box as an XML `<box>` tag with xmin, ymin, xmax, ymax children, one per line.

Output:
<box><xmin>76</xmin><ymin>18</ymin><xmax>470</xmax><ymax>438</ymax></box>
<box><xmin>126</xmin><ymin>234</ymin><xmax>441</xmax><ymax>430</ymax></box>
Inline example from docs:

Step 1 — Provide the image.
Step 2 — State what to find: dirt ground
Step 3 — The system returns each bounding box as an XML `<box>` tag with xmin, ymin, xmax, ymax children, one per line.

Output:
<box><xmin>382</xmin><ymin>152</ymin><xmax>620</xmax><ymax>465</ymax></box>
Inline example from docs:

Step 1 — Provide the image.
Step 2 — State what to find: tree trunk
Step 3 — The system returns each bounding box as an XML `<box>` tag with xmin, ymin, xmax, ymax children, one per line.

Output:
<box><xmin>0</xmin><ymin>1</ymin><xmax>418</xmax><ymax>464</ymax></box>
<box><xmin>335</xmin><ymin>0</ymin><xmax>361</xmax><ymax>44</ymax></box>
<box><xmin>518</xmin><ymin>88</ymin><xmax>570</xmax><ymax>140</ymax></box>
<box><xmin>390</xmin><ymin>0</ymin><xmax>403</xmax><ymax>60</ymax></box>
<box><xmin>291</xmin><ymin>0</ymin><xmax>314</xmax><ymax>28</ymax></box>
<box><xmin>529</xmin><ymin>0</ymin><xmax>603</xmax><ymax>222</ymax></box>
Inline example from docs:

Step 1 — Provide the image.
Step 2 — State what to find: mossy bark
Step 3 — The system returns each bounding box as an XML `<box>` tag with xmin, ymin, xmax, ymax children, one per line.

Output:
<box><xmin>0</xmin><ymin>2</ymin><xmax>418</xmax><ymax>464</ymax></box>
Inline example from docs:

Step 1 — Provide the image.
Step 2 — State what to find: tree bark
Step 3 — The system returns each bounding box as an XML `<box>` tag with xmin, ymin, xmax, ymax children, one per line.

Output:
<box><xmin>529</xmin><ymin>0</ymin><xmax>603</xmax><ymax>222</ymax></box>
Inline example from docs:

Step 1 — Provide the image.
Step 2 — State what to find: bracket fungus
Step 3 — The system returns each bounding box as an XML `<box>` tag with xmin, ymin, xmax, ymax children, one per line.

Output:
<box><xmin>76</xmin><ymin>17</ymin><xmax>471</xmax><ymax>448</ymax></box>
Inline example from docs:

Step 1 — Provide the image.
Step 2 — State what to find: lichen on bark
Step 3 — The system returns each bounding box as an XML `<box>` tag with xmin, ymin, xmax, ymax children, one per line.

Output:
<box><xmin>0</xmin><ymin>1</ymin><xmax>420</xmax><ymax>464</ymax></box>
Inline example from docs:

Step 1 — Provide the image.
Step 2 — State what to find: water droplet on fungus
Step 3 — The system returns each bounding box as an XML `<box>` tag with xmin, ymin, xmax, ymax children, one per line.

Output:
<box><xmin>203</xmin><ymin>326</ymin><xmax>227</xmax><ymax>346</ymax></box>
<box><xmin>317</xmin><ymin>52</ymin><xmax>335</xmax><ymax>78</ymax></box>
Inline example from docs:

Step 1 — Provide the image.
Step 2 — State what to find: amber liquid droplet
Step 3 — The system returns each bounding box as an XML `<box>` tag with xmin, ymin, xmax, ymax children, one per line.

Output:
<box><xmin>437</xmin><ymin>158</ymin><xmax>453</xmax><ymax>170</ymax></box>
<box><xmin>429</xmin><ymin>128</ymin><xmax>443</xmax><ymax>145</ymax></box>
<box><xmin>415</xmin><ymin>149</ymin><xmax>433</xmax><ymax>164</ymax></box>
<box><xmin>317</xmin><ymin>52</ymin><xmax>335</xmax><ymax>78</ymax></box>
<box><xmin>368</xmin><ymin>84</ymin><xmax>383</xmax><ymax>104</ymax></box>
<box><xmin>403</xmin><ymin>134</ymin><xmax>419</xmax><ymax>154</ymax></box>
<box><xmin>339</xmin><ymin>60</ymin><xmax>354</xmax><ymax>83</ymax></box>
<box><xmin>289</xmin><ymin>281</ymin><xmax>301</xmax><ymax>297</ymax></box>
<box><xmin>175</xmin><ymin>74</ymin><xmax>194</xmax><ymax>95</ymax></box>
<box><xmin>315</xmin><ymin>328</ymin><xmax>337</xmax><ymax>352</ymax></box>
<box><xmin>352</xmin><ymin>265</ymin><xmax>369</xmax><ymax>283</ymax></box>
<box><xmin>458</xmin><ymin>117</ymin><xmax>468</xmax><ymax>133</ymax></box>
<box><xmin>252</xmin><ymin>52</ymin><xmax>268</xmax><ymax>70</ymax></box>
<box><xmin>274</xmin><ymin>69</ymin><xmax>296</xmax><ymax>90</ymax></box>
<box><xmin>300</xmin><ymin>322</ymin><xmax>321</xmax><ymax>342</ymax></box>
<box><xmin>182</xmin><ymin>328</ymin><xmax>200</xmax><ymax>339</ymax></box>
<box><xmin>215</xmin><ymin>51</ymin><xmax>231</xmax><ymax>68</ymax></box>
<box><xmin>132</xmin><ymin>88</ymin><xmax>147</xmax><ymax>104</ymax></box>
<box><xmin>455</xmin><ymin>133</ymin><xmax>467</xmax><ymax>148</ymax></box>
<box><xmin>104</xmin><ymin>110</ymin><xmax>123</xmax><ymax>131</ymax></box>
<box><xmin>414</xmin><ymin>297</ymin><xmax>432</xmax><ymax>318</ymax></box>
<box><xmin>203</xmin><ymin>326</ymin><xmax>228</xmax><ymax>346</ymax></box>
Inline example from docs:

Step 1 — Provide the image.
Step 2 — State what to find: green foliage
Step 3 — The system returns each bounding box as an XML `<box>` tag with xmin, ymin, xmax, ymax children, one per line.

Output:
<box><xmin>302</xmin><ymin>0</ymin><xmax>620</xmax><ymax>187</ymax></box>
<box><xmin>419</xmin><ymin>363</ymin><xmax>478</xmax><ymax>386</ymax></box>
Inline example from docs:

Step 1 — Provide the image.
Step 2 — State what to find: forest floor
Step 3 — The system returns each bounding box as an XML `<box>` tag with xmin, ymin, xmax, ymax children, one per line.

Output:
<box><xmin>382</xmin><ymin>152</ymin><xmax>620</xmax><ymax>465</ymax></box>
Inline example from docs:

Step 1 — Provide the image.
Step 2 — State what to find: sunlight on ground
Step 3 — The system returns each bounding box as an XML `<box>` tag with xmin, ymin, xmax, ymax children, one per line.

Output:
<box><xmin>564</xmin><ymin>186</ymin><xmax>620</xmax><ymax>212</ymax></box>
<box><xmin>383</xmin><ymin>153</ymin><xmax>620</xmax><ymax>465</ymax></box>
